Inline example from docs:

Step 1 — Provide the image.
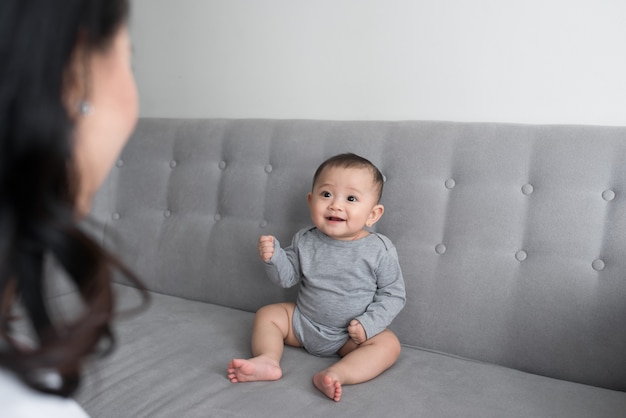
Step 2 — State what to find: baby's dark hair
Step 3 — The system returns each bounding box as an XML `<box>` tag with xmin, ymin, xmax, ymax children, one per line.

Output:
<box><xmin>312</xmin><ymin>153</ymin><xmax>385</xmax><ymax>202</ymax></box>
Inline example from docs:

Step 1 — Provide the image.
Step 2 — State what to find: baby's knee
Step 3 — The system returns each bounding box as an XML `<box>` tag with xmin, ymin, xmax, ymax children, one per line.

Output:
<box><xmin>255</xmin><ymin>302</ymin><xmax>295</xmax><ymax>323</ymax></box>
<box><xmin>256</xmin><ymin>303</ymin><xmax>280</xmax><ymax>319</ymax></box>
<box><xmin>379</xmin><ymin>329</ymin><xmax>402</xmax><ymax>358</ymax></box>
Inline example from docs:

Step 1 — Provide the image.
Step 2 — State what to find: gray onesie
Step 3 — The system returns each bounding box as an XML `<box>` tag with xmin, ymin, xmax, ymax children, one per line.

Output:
<box><xmin>264</xmin><ymin>226</ymin><xmax>406</xmax><ymax>356</ymax></box>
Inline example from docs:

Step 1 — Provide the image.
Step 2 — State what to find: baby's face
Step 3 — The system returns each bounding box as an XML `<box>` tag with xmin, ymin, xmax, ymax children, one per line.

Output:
<box><xmin>308</xmin><ymin>166</ymin><xmax>382</xmax><ymax>241</ymax></box>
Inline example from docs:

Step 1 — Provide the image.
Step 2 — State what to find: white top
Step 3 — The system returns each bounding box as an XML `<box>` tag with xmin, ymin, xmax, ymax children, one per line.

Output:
<box><xmin>0</xmin><ymin>370</ymin><xmax>89</xmax><ymax>418</ymax></box>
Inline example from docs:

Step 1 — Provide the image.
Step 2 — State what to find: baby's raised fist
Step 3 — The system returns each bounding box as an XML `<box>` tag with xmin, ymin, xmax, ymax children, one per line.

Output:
<box><xmin>258</xmin><ymin>235</ymin><xmax>275</xmax><ymax>262</ymax></box>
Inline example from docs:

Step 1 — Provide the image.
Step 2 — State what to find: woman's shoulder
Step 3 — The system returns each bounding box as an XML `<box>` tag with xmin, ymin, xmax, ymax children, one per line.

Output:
<box><xmin>0</xmin><ymin>370</ymin><xmax>90</xmax><ymax>418</ymax></box>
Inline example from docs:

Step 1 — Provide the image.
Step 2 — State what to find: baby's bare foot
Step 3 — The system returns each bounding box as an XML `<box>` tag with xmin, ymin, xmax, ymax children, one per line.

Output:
<box><xmin>227</xmin><ymin>356</ymin><xmax>282</xmax><ymax>383</ymax></box>
<box><xmin>313</xmin><ymin>370</ymin><xmax>343</xmax><ymax>402</ymax></box>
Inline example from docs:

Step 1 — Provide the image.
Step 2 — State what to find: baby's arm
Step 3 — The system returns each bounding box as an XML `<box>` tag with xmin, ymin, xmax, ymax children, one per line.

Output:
<box><xmin>258</xmin><ymin>235</ymin><xmax>275</xmax><ymax>262</ymax></box>
<box><xmin>353</xmin><ymin>240</ymin><xmax>406</xmax><ymax>341</ymax></box>
<box><xmin>260</xmin><ymin>232</ymin><xmax>302</xmax><ymax>288</ymax></box>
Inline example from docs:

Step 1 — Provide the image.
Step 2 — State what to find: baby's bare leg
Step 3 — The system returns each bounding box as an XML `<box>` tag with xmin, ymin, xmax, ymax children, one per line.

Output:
<box><xmin>313</xmin><ymin>329</ymin><xmax>401</xmax><ymax>401</ymax></box>
<box><xmin>228</xmin><ymin>302</ymin><xmax>300</xmax><ymax>383</ymax></box>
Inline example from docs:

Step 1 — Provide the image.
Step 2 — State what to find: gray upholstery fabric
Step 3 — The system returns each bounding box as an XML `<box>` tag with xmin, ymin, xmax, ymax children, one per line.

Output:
<box><xmin>74</xmin><ymin>285</ymin><xmax>626</xmax><ymax>418</ymax></box>
<box><xmin>79</xmin><ymin>118</ymin><xmax>626</xmax><ymax>416</ymax></box>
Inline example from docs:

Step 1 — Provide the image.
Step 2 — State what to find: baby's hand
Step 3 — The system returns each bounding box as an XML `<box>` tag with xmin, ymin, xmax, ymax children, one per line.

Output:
<box><xmin>348</xmin><ymin>319</ymin><xmax>367</xmax><ymax>344</ymax></box>
<box><xmin>258</xmin><ymin>235</ymin><xmax>275</xmax><ymax>262</ymax></box>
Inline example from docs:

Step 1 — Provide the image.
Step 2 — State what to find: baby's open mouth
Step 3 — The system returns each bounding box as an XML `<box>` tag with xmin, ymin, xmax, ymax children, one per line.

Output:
<box><xmin>327</xmin><ymin>216</ymin><xmax>345</xmax><ymax>222</ymax></box>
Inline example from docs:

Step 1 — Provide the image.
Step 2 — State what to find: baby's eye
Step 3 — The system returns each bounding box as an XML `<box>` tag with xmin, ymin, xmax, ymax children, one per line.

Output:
<box><xmin>322</xmin><ymin>191</ymin><xmax>331</xmax><ymax>198</ymax></box>
<box><xmin>347</xmin><ymin>196</ymin><xmax>357</xmax><ymax>202</ymax></box>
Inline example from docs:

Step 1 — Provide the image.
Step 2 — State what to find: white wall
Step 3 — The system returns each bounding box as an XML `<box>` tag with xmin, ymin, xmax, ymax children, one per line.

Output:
<box><xmin>129</xmin><ymin>0</ymin><xmax>626</xmax><ymax>125</ymax></box>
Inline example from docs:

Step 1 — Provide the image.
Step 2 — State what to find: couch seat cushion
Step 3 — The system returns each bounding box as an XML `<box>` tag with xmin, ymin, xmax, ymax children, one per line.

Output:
<box><xmin>73</xmin><ymin>285</ymin><xmax>626</xmax><ymax>418</ymax></box>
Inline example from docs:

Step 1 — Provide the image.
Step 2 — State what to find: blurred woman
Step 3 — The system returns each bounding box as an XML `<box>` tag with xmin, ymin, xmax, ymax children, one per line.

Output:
<box><xmin>0</xmin><ymin>0</ymin><xmax>144</xmax><ymax>415</ymax></box>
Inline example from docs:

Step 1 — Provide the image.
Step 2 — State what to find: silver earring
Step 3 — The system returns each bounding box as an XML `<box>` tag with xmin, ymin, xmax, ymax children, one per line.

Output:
<box><xmin>78</xmin><ymin>101</ymin><xmax>91</xmax><ymax>115</ymax></box>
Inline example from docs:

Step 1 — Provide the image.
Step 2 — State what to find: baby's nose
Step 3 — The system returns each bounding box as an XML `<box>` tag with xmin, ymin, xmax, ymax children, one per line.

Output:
<box><xmin>329</xmin><ymin>200</ymin><xmax>343</xmax><ymax>210</ymax></box>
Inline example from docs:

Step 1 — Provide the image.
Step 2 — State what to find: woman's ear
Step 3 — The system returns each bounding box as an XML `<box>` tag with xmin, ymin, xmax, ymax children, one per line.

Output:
<box><xmin>62</xmin><ymin>37</ymin><xmax>90</xmax><ymax>119</ymax></box>
<box><xmin>366</xmin><ymin>204</ymin><xmax>384</xmax><ymax>227</ymax></box>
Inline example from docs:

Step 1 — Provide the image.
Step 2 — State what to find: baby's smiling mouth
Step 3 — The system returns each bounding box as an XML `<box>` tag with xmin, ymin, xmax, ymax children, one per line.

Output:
<box><xmin>327</xmin><ymin>216</ymin><xmax>345</xmax><ymax>222</ymax></box>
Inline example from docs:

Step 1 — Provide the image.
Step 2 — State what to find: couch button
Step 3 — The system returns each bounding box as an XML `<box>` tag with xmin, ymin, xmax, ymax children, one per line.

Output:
<box><xmin>592</xmin><ymin>259</ymin><xmax>605</xmax><ymax>271</ymax></box>
<box><xmin>214</xmin><ymin>213</ymin><xmax>221</xmax><ymax>221</ymax></box>
<box><xmin>112</xmin><ymin>212</ymin><xmax>120</xmax><ymax>220</ymax></box>
<box><xmin>264</xmin><ymin>164</ymin><xmax>273</xmax><ymax>174</ymax></box>
<box><xmin>164</xmin><ymin>210</ymin><xmax>171</xmax><ymax>218</ymax></box>
<box><xmin>218</xmin><ymin>161</ymin><xmax>227</xmax><ymax>170</ymax></box>
<box><xmin>116</xmin><ymin>159</ymin><xmax>124</xmax><ymax>167</ymax></box>
<box><xmin>435</xmin><ymin>244</ymin><xmax>447</xmax><ymax>255</ymax></box>
<box><xmin>259</xmin><ymin>220</ymin><xmax>268</xmax><ymax>228</ymax></box>
<box><xmin>521</xmin><ymin>184</ymin><xmax>534</xmax><ymax>195</ymax></box>
<box><xmin>382</xmin><ymin>174</ymin><xmax>387</xmax><ymax>183</ymax></box>
<box><xmin>170</xmin><ymin>160</ymin><xmax>177</xmax><ymax>168</ymax></box>
<box><xmin>602</xmin><ymin>190</ymin><xmax>615</xmax><ymax>201</ymax></box>
<box><xmin>445</xmin><ymin>178</ymin><xmax>456</xmax><ymax>189</ymax></box>
<box><xmin>515</xmin><ymin>250</ymin><xmax>527</xmax><ymax>262</ymax></box>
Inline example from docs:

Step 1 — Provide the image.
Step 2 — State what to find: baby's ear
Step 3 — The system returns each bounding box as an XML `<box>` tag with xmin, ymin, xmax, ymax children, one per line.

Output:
<box><xmin>366</xmin><ymin>204</ymin><xmax>384</xmax><ymax>227</ymax></box>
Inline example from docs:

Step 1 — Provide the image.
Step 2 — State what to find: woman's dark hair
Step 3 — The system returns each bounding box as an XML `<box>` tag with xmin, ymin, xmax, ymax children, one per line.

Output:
<box><xmin>0</xmin><ymin>0</ymin><xmax>144</xmax><ymax>396</ymax></box>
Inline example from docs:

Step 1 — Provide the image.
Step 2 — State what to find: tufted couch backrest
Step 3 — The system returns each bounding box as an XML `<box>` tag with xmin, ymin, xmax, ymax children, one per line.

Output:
<box><xmin>91</xmin><ymin>118</ymin><xmax>626</xmax><ymax>392</ymax></box>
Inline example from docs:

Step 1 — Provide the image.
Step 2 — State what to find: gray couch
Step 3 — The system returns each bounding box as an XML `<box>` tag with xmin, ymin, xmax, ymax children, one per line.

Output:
<box><xmin>72</xmin><ymin>118</ymin><xmax>626</xmax><ymax>417</ymax></box>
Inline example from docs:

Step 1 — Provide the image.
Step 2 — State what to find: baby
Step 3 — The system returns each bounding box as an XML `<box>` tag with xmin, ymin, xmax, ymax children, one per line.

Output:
<box><xmin>228</xmin><ymin>153</ymin><xmax>406</xmax><ymax>402</ymax></box>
